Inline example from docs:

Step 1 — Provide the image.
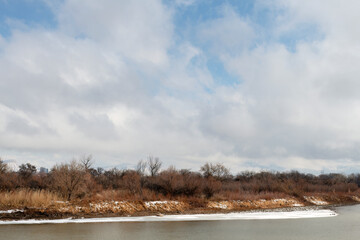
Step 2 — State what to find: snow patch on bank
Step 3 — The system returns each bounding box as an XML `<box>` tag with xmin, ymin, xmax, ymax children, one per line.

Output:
<box><xmin>207</xmin><ymin>198</ymin><xmax>304</xmax><ymax>210</ymax></box>
<box><xmin>144</xmin><ymin>201</ymin><xmax>179</xmax><ymax>208</ymax></box>
<box><xmin>0</xmin><ymin>209</ymin><xmax>24</xmax><ymax>214</ymax></box>
<box><xmin>304</xmin><ymin>196</ymin><xmax>328</xmax><ymax>205</ymax></box>
<box><xmin>0</xmin><ymin>209</ymin><xmax>337</xmax><ymax>225</ymax></box>
<box><xmin>351</xmin><ymin>196</ymin><xmax>360</xmax><ymax>202</ymax></box>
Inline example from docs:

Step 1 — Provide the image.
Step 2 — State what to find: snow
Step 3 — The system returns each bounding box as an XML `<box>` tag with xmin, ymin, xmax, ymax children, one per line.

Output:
<box><xmin>269</xmin><ymin>198</ymin><xmax>304</xmax><ymax>207</ymax></box>
<box><xmin>310</xmin><ymin>200</ymin><xmax>328</xmax><ymax>205</ymax></box>
<box><xmin>144</xmin><ymin>201</ymin><xmax>178</xmax><ymax>207</ymax></box>
<box><xmin>209</xmin><ymin>202</ymin><xmax>228</xmax><ymax>209</ymax></box>
<box><xmin>292</xmin><ymin>203</ymin><xmax>304</xmax><ymax>207</ymax></box>
<box><xmin>0</xmin><ymin>209</ymin><xmax>337</xmax><ymax>225</ymax></box>
<box><xmin>351</xmin><ymin>196</ymin><xmax>360</xmax><ymax>202</ymax></box>
<box><xmin>303</xmin><ymin>196</ymin><xmax>328</xmax><ymax>205</ymax></box>
<box><xmin>208</xmin><ymin>198</ymin><xmax>304</xmax><ymax>209</ymax></box>
<box><xmin>215</xmin><ymin>203</ymin><xmax>228</xmax><ymax>209</ymax></box>
<box><xmin>0</xmin><ymin>209</ymin><xmax>24</xmax><ymax>214</ymax></box>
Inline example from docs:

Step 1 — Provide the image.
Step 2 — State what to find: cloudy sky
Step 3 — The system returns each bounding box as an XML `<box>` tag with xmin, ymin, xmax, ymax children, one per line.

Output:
<box><xmin>1</xmin><ymin>0</ymin><xmax>360</xmax><ymax>173</ymax></box>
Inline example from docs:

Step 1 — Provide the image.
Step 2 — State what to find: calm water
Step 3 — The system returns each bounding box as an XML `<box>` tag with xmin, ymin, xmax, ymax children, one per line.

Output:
<box><xmin>0</xmin><ymin>205</ymin><xmax>359</xmax><ymax>240</ymax></box>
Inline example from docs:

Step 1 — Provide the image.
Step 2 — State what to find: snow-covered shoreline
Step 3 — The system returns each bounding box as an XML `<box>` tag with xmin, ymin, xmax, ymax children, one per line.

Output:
<box><xmin>0</xmin><ymin>209</ymin><xmax>337</xmax><ymax>225</ymax></box>
<box><xmin>0</xmin><ymin>209</ymin><xmax>23</xmax><ymax>214</ymax></box>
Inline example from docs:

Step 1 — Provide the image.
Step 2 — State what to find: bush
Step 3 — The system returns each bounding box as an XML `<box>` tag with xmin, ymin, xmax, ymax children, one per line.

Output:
<box><xmin>50</xmin><ymin>160</ymin><xmax>91</xmax><ymax>200</ymax></box>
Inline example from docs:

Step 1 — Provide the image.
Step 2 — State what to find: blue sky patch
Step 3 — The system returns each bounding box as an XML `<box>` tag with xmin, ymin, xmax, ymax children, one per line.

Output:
<box><xmin>206</xmin><ymin>57</ymin><xmax>240</xmax><ymax>86</ymax></box>
<box><xmin>0</xmin><ymin>0</ymin><xmax>57</xmax><ymax>37</ymax></box>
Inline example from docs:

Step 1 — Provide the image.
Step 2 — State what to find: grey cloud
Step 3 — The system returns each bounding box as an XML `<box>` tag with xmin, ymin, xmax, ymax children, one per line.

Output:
<box><xmin>6</xmin><ymin>115</ymin><xmax>40</xmax><ymax>135</ymax></box>
<box><xmin>0</xmin><ymin>32</ymin><xmax>152</xmax><ymax>112</ymax></box>
<box><xmin>69</xmin><ymin>113</ymin><xmax>118</xmax><ymax>140</ymax></box>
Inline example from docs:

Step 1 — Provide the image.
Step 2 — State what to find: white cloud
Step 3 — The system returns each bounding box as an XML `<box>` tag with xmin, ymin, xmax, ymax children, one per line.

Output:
<box><xmin>2</xmin><ymin>0</ymin><xmax>360</xmax><ymax>173</ymax></box>
<box><xmin>197</xmin><ymin>5</ymin><xmax>255</xmax><ymax>55</ymax></box>
<box><xmin>273</xmin><ymin>0</ymin><xmax>360</xmax><ymax>41</ymax></box>
<box><xmin>57</xmin><ymin>0</ymin><xmax>173</xmax><ymax>66</ymax></box>
<box><xmin>192</xmin><ymin>1</ymin><xmax>360</xmax><ymax>170</ymax></box>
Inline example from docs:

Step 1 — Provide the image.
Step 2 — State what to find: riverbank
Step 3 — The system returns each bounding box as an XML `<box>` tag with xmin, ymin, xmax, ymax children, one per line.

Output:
<box><xmin>0</xmin><ymin>194</ymin><xmax>359</xmax><ymax>221</ymax></box>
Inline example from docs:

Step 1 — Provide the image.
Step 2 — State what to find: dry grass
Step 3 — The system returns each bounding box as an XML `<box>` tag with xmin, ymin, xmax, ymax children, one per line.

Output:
<box><xmin>215</xmin><ymin>190</ymin><xmax>288</xmax><ymax>201</ymax></box>
<box><xmin>0</xmin><ymin>189</ymin><xmax>64</xmax><ymax>209</ymax></box>
<box><xmin>88</xmin><ymin>189</ymin><xmax>167</xmax><ymax>202</ymax></box>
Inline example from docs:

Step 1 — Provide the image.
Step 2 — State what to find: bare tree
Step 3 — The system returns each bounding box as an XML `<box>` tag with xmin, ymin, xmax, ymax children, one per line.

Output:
<box><xmin>103</xmin><ymin>168</ymin><xmax>123</xmax><ymax>189</ymax></box>
<box><xmin>18</xmin><ymin>163</ymin><xmax>37</xmax><ymax>179</ymax></box>
<box><xmin>158</xmin><ymin>166</ymin><xmax>179</xmax><ymax>194</ymax></box>
<box><xmin>182</xmin><ymin>171</ymin><xmax>202</xmax><ymax>197</ymax></box>
<box><xmin>200</xmin><ymin>162</ymin><xmax>230</xmax><ymax>180</ymax></box>
<box><xmin>122</xmin><ymin>170</ymin><xmax>142</xmax><ymax>195</ymax></box>
<box><xmin>147</xmin><ymin>156</ymin><xmax>162</xmax><ymax>177</ymax></box>
<box><xmin>136</xmin><ymin>159</ymin><xmax>147</xmax><ymax>176</ymax></box>
<box><xmin>80</xmin><ymin>154</ymin><xmax>93</xmax><ymax>171</ymax></box>
<box><xmin>203</xmin><ymin>176</ymin><xmax>221</xmax><ymax>199</ymax></box>
<box><xmin>50</xmin><ymin>160</ymin><xmax>90</xmax><ymax>200</ymax></box>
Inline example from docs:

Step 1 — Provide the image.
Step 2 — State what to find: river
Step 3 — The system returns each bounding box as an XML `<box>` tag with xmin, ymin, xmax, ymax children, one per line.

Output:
<box><xmin>0</xmin><ymin>205</ymin><xmax>359</xmax><ymax>240</ymax></box>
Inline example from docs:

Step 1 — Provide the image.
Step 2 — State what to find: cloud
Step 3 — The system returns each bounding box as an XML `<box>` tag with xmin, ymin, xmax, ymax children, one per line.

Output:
<box><xmin>0</xmin><ymin>0</ymin><xmax>174</xmax><ymax>162</ymax></box>
<box><xmin>6</xmin><ymin>114</ymin><xmax>40</xmax><ymax>136</ymax></box>
<box><xmin>273</xmin><ymin>0</ymin><xmax>360</xmax><ymax>40</ymax></box>
<box><xmin>1</xmin><ymin>0</ymin><xmax>360</xmax><ymax>173</ymax></box>
<box><xmin>197</xmin><ymin>5</ymin><xmax>255</xmax><ymax>55</ymax></box>
<box><xmin>57</xmin><ymin>0</ymin><xmax>173</xmax><ymax>65</ymax></box>
<box><xmin>211</xmin><ymin>1</ymin><xmax>360</xmax><ymax>165</ymax></box>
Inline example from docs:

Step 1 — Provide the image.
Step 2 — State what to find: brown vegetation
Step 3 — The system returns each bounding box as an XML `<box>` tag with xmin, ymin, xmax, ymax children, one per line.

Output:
<box><xmin>51</xmin><ymin>160</ymin><xmax>92</xmax><ymax>200</ymax></box>
<box><xmin>0</xmin><ymin>189</ymin><xmax>63</xmax><ymax>209</ymax></box>
<box><xmin>1</xmin><ymin>156</ymin><xmax>360</xmax><ymax>214</ymax></box>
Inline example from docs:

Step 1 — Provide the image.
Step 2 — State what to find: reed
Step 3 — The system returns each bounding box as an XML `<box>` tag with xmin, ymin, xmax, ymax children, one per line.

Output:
<box><xmin>0</xmin><ymin>189</ymin><xmax>63</xmax><ymax>208</ymax></box>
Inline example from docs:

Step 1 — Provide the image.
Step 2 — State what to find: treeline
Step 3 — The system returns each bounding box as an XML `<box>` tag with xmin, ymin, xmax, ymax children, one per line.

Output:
<box><xmin>1</xmin><ymin>156</ymin><xmax>360</xmax><ymax>201</ymax></box>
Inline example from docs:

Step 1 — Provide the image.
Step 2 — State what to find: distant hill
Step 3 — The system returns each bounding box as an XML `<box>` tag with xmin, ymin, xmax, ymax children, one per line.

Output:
<box><xmin>3</xmin><ymin>159</ymin><xmax>19</xmax><ymax>172</ymax></box>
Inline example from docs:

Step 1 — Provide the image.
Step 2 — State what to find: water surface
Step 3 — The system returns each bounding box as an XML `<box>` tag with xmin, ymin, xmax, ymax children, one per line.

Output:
<box><xmin>0</xmin><ymin>205</ymin><xmax>359</xmax><ymax>240</ymax></box>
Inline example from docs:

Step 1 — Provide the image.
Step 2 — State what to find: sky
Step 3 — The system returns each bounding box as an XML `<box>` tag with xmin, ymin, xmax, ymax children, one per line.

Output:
<box><xmin>1</xmin><ymin>0</ymin><xmax>360</xmax><ymax>174</ymax></box>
